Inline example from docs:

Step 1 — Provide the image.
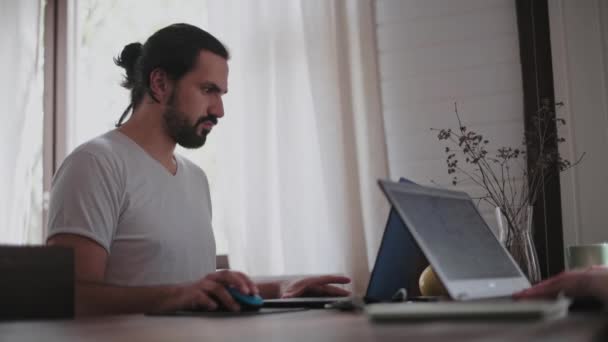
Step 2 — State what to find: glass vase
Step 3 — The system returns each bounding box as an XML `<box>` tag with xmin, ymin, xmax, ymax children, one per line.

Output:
<box><xmin>495</xmin><ymin>206</ymin><xmax>541</xmax><ymax>284</ymax></box>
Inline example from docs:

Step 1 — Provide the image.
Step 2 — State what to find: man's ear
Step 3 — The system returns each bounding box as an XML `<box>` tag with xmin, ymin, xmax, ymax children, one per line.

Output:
<box><xmin>149</xmin><ymin>68</ymin><xmax>173</xmax><ymax>103</ymax></box>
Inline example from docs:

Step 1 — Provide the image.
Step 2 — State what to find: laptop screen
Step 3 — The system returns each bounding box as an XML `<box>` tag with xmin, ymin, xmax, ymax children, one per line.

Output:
<box><xmin>364</xmin><ymin>179</ymin><xmax>427</xmax><ymax>302</ymax></box>
<box><xmin>389</xmin><ymin>189</ymin><xmax>520</xmax><ymax>280</ymax></box>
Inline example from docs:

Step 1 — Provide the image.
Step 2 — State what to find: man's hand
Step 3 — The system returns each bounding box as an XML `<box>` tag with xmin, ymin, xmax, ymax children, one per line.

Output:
<box><xmin>175</xmin><ymin>270</ymin><xmax>259</xmax><ymax>312</ymax></box>
<box><xmin>513</xmin><ymin>266</ymin><xmax>608</xmax><ymax>303</ymax></box>
<box><xmin>279</xmin><ymin>275</ymin><xmax>351</xmax><ymax>298</ymax></box>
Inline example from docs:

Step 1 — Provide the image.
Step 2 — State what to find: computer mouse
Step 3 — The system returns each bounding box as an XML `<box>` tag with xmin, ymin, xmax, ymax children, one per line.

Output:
<box><xmin>222</xmin><ymin>287</ymin><xmax>264</xmax><ymax>312</ymax></box>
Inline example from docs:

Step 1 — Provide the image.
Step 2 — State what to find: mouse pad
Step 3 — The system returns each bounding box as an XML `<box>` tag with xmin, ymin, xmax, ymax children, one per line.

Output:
<box><xmin>148</xmin><ymin>307</ymin><xmax>308</xmax><ymax>318</ymax></box>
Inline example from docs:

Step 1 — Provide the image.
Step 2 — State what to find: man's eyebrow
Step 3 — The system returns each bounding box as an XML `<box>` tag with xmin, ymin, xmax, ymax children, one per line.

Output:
<box><xmin>201</xmin><ymin>82</ymin><xmax>228</xmax><ymax>94</ymax></box>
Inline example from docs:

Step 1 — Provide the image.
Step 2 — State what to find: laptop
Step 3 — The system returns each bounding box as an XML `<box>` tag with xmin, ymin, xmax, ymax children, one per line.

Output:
<box><xmin>369</xmin><ymin>179</ymin><xmax>570</xmax><ymax>320</ymax></box>
<box><xmin>377</xmin><ymin>179</ymin><xmax>531</xmax><ymax>300</ymax></box>
<box><xmin>263</xmin><ymin>178</ymin><xmax>428</xmax><ymax>309</ymax></box>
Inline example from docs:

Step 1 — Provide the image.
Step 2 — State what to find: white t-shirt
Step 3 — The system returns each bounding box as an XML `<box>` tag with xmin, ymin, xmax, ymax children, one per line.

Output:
<box><xmin>47</xmin><ymin>130</ymin><xmax>216</xmax><ymax>286</ymax></box>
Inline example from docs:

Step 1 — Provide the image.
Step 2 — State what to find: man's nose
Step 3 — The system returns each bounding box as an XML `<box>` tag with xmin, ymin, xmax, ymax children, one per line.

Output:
<box><xmin>210</xmin><ymin>97</ymin><xmax>225</xmax><ymax>118</ymax></box>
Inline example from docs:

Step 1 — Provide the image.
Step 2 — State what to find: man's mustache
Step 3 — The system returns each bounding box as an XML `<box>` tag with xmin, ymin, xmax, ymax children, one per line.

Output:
<box><xmin>196</xmin><ymin>115</ymin><xmax>219</xmax><ymax>126</ymax></box>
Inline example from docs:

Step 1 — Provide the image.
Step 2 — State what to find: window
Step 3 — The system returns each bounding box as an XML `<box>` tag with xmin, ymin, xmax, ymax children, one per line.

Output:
<box><xmin>0</xmin><ymin>0</ymin><xmax>45</xmax><ymax>244</ymax></box>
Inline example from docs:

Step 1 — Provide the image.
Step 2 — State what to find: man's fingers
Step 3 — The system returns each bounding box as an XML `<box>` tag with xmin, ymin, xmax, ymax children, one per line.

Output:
<box><xmin>305</xmin><ymin>275</ymin><xmax>351</xmax><ymax>287</ymax></box>
<box><xmin>514</xmin><ymin>276</ymin><xmax>566</xmax><ymax>298</ymax></box>
<box><xmin>200</xmin><ymin>280</ymin><xmax>240</xmax><ymax>312</ymax></box>
<box><xmin>195</xmin><ymin>291</ymin><xmax>218</xmax><ymax>311</ymax></box>
<box><xmin>232</xmin><ymin>271</ymin><xmax>259</xmax><ymax>295</ymax></box>
<box><xmin>316</xmin><ymin>285</ymin><xmax>351</xmax><ymax>297</ymax></box>
<box><xmin>282</xmin><ymin>280</ymin><xmax>351</xmax><ymax>298</ymax></box>
<box><xmin>208</xmin><ymin>270</ymin><xmax>254</xmax><ymax>295</ymax></box>
<box><xmin>282</xmin><ymin>284</ymin><xmax>351</xmax><ymax>298</ymax></box>
<box><xmin>514</xmin><ymin>272</ymin><xmax>583</xmax><ymax>299</ymax></box>
<box><xmin>318</xmin><ymin>275</ymin><xmax>351</xmax><ymax>284</ymax></box>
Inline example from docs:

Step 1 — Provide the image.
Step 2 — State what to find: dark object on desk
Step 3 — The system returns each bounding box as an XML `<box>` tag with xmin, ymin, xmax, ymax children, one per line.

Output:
<box><xmin>0</xmin><ymin>245</ymin><xmax>74</xmax><ymax>320</ymax></box>
<box><xmin>407</xmin><ymin>296</ymin><xmax>443</xmax><ymax>302</ymax></box>
<box><xmin>150</xmin><ymin>307</ymin><xmax>307</xmax><ymax>317</ymax></box>
<box><xmin>569</xmin><ymin>296</ymin><xmax>605</xmax><ymax>312</ymax></box>
<box><xmin>263</xmin><ymin>297</ymin><xmax>349</xmax><ymax>309</ymax></box>
<box><xmin>163</xmin><ymin>307</ymin><xmax>306</xmax><ymax>317</ymax></box>
<box><xmin>325</xmin><ymin>298</ymin><xmax>366</xmax><ymax>311</ymax></box>
<box><xmin>592</xmin><ymin>320</ymin><xmax>608</xmax><ymax>342</ymax></box>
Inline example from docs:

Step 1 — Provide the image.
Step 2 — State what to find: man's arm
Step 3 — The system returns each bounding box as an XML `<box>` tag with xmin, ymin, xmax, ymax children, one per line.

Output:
<box><xmin>74</xmin><ymin>280</ymin><xmax>186</xmax><ymax>316</ymax></box>
<box><xmin>48</xmin><ymin>234</ymin><xmax>257</xmax><ymax>316</ymax></box>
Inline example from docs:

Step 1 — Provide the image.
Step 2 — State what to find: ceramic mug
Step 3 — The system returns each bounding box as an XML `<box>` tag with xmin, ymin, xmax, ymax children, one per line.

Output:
<box><xmin>566</xmin><ymin>243</ymin><xmax>608</xmax><ymax>270</ymax></box>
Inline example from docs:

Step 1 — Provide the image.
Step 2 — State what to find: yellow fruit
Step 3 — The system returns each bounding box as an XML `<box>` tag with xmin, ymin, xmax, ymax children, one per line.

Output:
<box><xmin>419</xmin><ymin>265</ymin><xmax>449</xmax><ymax>297</ymax></box>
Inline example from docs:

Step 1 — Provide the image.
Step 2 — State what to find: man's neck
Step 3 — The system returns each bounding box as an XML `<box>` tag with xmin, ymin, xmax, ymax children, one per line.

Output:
<box><xmin>117</xmin><ymin>109</ymin><xmax>178</xmax><ymax>174</ymax></box>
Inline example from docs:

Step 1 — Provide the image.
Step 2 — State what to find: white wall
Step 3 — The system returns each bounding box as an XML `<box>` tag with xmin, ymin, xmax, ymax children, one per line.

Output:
<box><xmin>374</xmin><ymin>0</ymin><xmax>526</xmax><ymax>231</ymax></box>
<box><xmin>549</xmin><ymin>0</ymin><xmax>608</xmax><ymax>247</ymax></box>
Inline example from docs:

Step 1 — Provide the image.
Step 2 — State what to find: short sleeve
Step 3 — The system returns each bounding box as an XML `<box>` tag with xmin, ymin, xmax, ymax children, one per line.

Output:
<box><xmin>46</xmin><ymin>151</ymin><xmax>123</xmax><ymax>253</ymax></box>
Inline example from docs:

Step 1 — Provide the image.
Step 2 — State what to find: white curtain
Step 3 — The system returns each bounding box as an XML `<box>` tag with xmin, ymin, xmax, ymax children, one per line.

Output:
<box><xmin>0</xmin><ymin>0</ymin><xmax>44</xmax><ymax>244</ymax></box>
<box><xmin>205</xmin><ymin>0</ymin><xmax>389</xmax><ymax>294</ymax></box>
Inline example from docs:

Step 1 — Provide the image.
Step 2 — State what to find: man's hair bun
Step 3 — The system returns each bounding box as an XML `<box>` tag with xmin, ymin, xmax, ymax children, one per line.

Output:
<box><xmin>114</xmin><ymin>42</ymin><xmax>143</xmax><ymax>89</ymax></box>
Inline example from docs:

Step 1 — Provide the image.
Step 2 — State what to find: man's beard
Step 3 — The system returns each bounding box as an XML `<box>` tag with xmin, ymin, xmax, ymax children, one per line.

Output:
<box><xmin>162</xmin><ymin>93</ymin><xmax>218</xmax><ymax>149</ymax></box>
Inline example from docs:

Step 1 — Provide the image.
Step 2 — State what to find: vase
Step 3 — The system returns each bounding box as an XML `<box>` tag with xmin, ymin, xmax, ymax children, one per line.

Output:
<box><xmin>495</xmin><ymin>206</ymin><xmax>541</xmax><ymax>284</ymax></box>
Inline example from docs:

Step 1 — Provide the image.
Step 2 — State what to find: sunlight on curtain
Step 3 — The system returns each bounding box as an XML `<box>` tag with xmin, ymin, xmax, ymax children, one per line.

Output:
<box><xmin>0</xmin><ymin>0</ymin><xmax>45</xmax><ymax>244</ymax></box>
<box><xmin>205</xmin><ymin>0</ymin><xmax>389</xmax><ymax>294</ymax></box>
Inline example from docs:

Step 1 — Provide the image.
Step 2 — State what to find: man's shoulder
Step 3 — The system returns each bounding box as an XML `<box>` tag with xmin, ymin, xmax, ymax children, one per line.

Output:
<box><xmin>74</xmin><ymin>130</ymin><xmax>123</xmax><ymax>156</ymax></box>
<box><xmin>61</xmin><ymin>131</ymin><xmax>126</xmax><ymax>172</ymax></box>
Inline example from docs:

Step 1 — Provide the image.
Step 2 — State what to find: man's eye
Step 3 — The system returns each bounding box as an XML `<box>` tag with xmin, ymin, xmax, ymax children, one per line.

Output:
<box><xmin>202</xmin><ymin>86</ymin><xmax>220</xmax><ymax>94</ymax></box>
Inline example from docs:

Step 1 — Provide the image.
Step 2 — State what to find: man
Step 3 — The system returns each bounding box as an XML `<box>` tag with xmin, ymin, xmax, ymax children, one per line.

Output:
<box><xmin>46</xmin><ymin>23</ymin><xmax>350</xmax><ymax>316</ymax></box>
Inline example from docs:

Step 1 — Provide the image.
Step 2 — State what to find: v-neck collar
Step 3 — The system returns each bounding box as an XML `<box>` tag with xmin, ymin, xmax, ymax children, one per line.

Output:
<box><xmin>112</xmin><ymin>130</ymin><xmax>179</xmax><ymax>177</ymax></box>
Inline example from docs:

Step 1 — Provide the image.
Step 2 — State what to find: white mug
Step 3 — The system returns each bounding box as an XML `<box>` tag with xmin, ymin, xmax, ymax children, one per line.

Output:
<box><xmin>566</xmin><ymin>243</ymin><xmax>608</xmax><ymax>270</ymax></box>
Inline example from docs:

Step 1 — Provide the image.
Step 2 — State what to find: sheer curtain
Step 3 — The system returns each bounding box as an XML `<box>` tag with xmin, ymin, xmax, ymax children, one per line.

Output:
<box><xmin>0</xmin><ymin>0</ymin><xmax>44</xmax><ymax>244</ymax></box>
<box><xmin>205</xmin><ymin>0</ymin><xmax>389</xmax><ymax>294</ymax></box>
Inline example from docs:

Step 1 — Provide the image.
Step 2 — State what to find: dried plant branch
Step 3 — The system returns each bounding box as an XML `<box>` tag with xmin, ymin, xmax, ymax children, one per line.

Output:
<box><xmin>431</xmin><ymin>100</ymin><xmax>584</xmax><ymax>236</ymax></box>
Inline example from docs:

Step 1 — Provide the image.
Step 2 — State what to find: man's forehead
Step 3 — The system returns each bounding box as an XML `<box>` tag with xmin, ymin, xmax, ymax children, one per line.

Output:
<box><xmin>192</xmin><ymin>50</ymin><xmax>229</xmax><ymax>91</ymax></box>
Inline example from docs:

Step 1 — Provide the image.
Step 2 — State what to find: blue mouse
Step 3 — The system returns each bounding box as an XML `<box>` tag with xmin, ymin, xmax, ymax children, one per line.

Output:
<box><xmin>224</xmin><ymin>287</ymin><xmax>264</xmax><ymax>312</ymax></box>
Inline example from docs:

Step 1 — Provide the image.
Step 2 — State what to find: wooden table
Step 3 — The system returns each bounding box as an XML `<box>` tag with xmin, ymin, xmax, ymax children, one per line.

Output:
<box><xmin>1</xmin><ymin>309</ymin><xmax>607</xmax><ymax>341</ymax></box>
